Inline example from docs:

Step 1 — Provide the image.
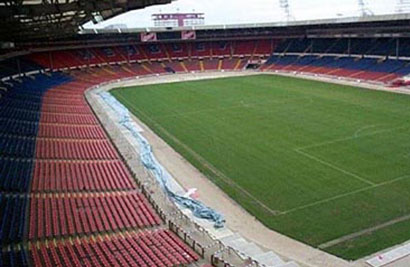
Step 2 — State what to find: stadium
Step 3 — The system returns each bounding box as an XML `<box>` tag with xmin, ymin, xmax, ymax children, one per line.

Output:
<box><xmin>1</xmin><ymin>0</ymin><xmax>410</xmax><ymax>266</ymax></box>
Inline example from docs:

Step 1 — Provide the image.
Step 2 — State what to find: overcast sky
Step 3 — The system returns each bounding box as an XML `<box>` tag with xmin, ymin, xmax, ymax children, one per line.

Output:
<box><xmin>84</xmin><ymin>0</ymin><xmax>399</xmax><ymax>29</ymax></box>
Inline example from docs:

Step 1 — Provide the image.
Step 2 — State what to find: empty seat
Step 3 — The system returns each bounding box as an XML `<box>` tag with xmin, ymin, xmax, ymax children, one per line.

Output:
<box><xmin>0</xmin><ymin>136</ymin><xmax>36</xmax><ymax>158</ymax></box>
<box><xmin>0</xmin><ymin>118</ymin><xmax>38</xmax><ymax>137</ymax></box>
<box><xmin>35</xmin><ymin>139</ymin><xmax>118</xmax><ymax>160</ymax></box>
<box><xmin>0</xmin><ymin>194</ymin><xmax>27</xmax><ymax>245</ymax></box>
<box><xmin>37</xmin><ymin>124</ymin><xmax>106</xmax><ymax>139</ymax></box>
<box><xmin>32</xmin><ymin>160</ymin><xmax>136</xmax><ymax>192</ymax></box>
<box><xmin>1</xmin><ymin>246</ymin><xmax>29</xmax><ymax>267</ymax></box>
<box><xmin>29</xmin><ymin>192</ymin><xmax>161</xmax><ymax>239</ymax></box>
<box><xmin>40</xmin><ymin>113</ymin><xmax>98</xmax><ymax>125</ymax></box>
<box><xmin>29</xmin><ymin>229</ymin><xmax>199</xmax><ymax>267</ymax></box>
<box><xmin>0</xmin><ymin>158</ymin><xmax>33</xmax><ymax>192</ymax></box>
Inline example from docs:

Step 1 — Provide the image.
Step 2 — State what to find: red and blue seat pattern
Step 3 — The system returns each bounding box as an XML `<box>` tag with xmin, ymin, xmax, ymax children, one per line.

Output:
<box><xmin>0</xmin><ymin>71</ymin><xmax>199</xmax><ymax>266</ymax></box>
<box><xmin>262</xmin><ymin>55</ymin><xmax>410</xmax><ymax>83</ymax></box>
<box><xmin>1</xmin><ymin>73</ymin><xmax>70</xmax><ymax>265</ymax></box>
<box><xmin>2</xmin><ymin>37</ymin><xmax>410</xmax><ymax>266</ymax></box>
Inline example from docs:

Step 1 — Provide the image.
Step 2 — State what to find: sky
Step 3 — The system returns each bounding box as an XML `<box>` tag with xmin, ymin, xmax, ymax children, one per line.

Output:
<box><xmin>83</xmin><ymin>0</ymin><xmax>399</xmax><ymax>29</ymax></box>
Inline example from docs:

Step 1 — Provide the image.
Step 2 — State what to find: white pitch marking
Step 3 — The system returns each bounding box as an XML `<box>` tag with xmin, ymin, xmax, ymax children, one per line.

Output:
<box><xmin>319</xmin><ymin>213</ymin><xmax>410</xmax><ymax>249</ymax></box>
<box><xmin>295</xmin><ymin>125</ymin><xmax>408</xmax><ymax>151</ymax></box>
<box><xmin>116</xmin><ymin>93</ymin><xmax>281</xmax><ymax>216</ymax></box>
<box><xmin>294</xmin><ymin>149</ymin><xmax>375</xmax><ymax>186</ymax></box>
<box><xmin>279</xmin><ymin>174</ymin><xmax>410</xmax><ymax>216</ymax></box>
<box><xmin>353</xmin><ymin>124</ymin><xmax>380</xmax><ymax>137</ymax></box>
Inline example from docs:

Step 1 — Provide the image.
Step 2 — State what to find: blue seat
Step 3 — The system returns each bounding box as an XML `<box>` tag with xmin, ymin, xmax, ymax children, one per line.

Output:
<box><xmin>0</xmin><ymin>136</ymin><xmax>36</xmax><ymax>158</ymax></box>
<box><xmin>0</xmin><ymin>118</ymin><xmax>38</xmax><ymax>137</ymax></box>
<box><xmin>1</xmin><ymin>246</ymin><xmax>29</xmax><ymax>267</ymax></box>
<box><xmin>0</xmin><ymin>158</ymin><xmax>33</xmax><ymax>192</ymax></box>
<box><xmin>0</xmin><ymin>195</ymin><xmax>27</xmax><ymax>244</ymax></box>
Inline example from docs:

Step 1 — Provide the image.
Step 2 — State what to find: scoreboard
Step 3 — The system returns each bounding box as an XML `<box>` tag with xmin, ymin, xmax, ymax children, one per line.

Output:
<box><xmin>152</xmin><ymin>13</ymin><xmax>205</xmax><ymax>27</ymax></box>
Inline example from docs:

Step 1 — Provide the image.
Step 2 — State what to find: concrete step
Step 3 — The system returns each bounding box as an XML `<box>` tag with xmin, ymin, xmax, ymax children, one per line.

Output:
<box><xmin>240</xmin><ymin>242</ymin><xmax>264</xmax><ymax>257</ymax></box>
<box><xmin>253</xmin><ymin>251</ymin><xmax>284</xmax><ymax>266</ymax></box>
<box><xmin>220</xmin><ymin>233</ymin><xmax>241</xmax><ymax>243</ymax></box>
<box><xmin>277</xmin><ymin>262</ymin><xmax>299</xmax><ymax>267</ymax></box>
<box><xmin>220</xmin><ymin>234</ymin><xmax>298</xmax><ymax>267</ymax></box>
<box><xmin>225</xmin><ymin>237</ymin><xmax>249</xmax><ymax>251</ymax></box>
<box><xmin>208</xmin><ymin>226</ymin><xmax>234</xmax><ymax>240</ymax></box>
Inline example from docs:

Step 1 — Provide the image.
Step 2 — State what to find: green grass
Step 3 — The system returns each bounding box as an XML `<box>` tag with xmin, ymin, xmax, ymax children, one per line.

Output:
<box><xmin>111</xmin><ymin>74</ymin><xmax>410</xmax><ymax>260</ymax></box>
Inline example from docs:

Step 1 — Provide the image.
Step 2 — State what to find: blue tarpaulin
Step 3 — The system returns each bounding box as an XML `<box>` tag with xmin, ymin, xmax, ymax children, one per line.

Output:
<box><xmin>99</xmin><ymin>91</ymin><xmax>225</xmax><ymax>228</ymax></box>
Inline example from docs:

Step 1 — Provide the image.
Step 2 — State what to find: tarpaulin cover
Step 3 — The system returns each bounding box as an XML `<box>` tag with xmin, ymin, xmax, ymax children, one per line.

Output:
<box><xmin>99</xmin><ymin>91</ymin><xmax>225</xmax><ymax>228</ymax></box>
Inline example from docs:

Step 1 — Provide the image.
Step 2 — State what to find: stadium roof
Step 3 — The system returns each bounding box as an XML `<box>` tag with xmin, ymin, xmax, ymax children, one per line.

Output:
<box><xmin>0</xmin><ymin>0</ymin><xmax>172</xmax><ymax>42</ymax></box>
<box><xmin>79</xmin><ymin>13</ymin><xmax>410</xmax><ymax>34</ymax></box>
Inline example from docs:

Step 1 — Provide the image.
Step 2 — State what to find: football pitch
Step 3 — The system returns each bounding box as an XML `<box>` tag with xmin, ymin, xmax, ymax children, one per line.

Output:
<box><xmin>111</xmin><ymin>74</ymin><xmax>410</xmax><ymax>260</ymax></box>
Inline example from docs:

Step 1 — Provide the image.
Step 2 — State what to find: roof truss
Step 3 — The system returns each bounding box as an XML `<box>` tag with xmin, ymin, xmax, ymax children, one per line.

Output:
<box><xmin>0</xmin><ymin>0</ymin><xmax>172</xmax><ymax>41</ymax></box>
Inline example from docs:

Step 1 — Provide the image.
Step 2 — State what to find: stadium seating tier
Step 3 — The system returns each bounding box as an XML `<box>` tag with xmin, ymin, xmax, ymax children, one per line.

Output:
<box><xmin>2</xmin><ymin>36</ymin><xmax>410</xmax><ymax>266</ymax></box>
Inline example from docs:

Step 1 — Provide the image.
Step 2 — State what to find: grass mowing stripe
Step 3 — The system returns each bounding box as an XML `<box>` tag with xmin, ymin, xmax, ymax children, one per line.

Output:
<box><xmin>115</xmin><ymin>91</ymin><xmax>281</xmax><ymax>215</ymax></box>
<box><xmin>319</xmin><ymin>213</ymin><xmax>410</xmax><ymax>249</ymax></box>
<box><xmin>112</xmin><ymin>74</ymin><xmax>410</xmax><ymax>259</ymax></box>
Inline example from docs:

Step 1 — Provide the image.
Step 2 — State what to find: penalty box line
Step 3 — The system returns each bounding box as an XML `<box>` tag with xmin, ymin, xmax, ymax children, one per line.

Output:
<box><xmin>117</xmin><ymin>93</ymin><xmax>410</xmax><ymax>218</ymax></box>
<box><xmin>284</xmin><ymin>124</ymin><xmax>410</xmax><ymax>215</ymax></box>
<box><xmin>294</xmin><ymin>149</ymin><xmax>375</xmax><ymax>186</ymax></box>
<box><xmin>279</xmin><ymin>174</ymin><xmax>410</xmax><ymax>216</ymax></box>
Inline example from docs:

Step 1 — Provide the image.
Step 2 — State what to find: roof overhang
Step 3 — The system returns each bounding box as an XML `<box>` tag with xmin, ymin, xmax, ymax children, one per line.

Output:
<box><xmin>0</xmin><ymin>0</ymin><xmax>172</xmax><ymax>42</ymax></box>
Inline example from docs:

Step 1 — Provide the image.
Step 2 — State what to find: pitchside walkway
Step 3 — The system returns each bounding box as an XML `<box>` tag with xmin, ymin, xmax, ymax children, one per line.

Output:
<box><xmin>86</xmin><ymin>71</ymin><xmax>315</xmax><ymax>267</ymax></box>
<box><xmin>87</xmin><ymin>71</ymin><xmax>410</xmax><ymax>267</ymax></box>
<box><xmin>2</xmin><ymin>64</ymin><xmax>409</xmax><ymax>265</ymax></box>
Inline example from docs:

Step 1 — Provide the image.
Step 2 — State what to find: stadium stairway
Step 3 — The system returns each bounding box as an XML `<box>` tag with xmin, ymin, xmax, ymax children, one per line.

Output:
<box><xmin>0</xmin><ymin>71</ymin><xmax>201</xmax><ymax>266</ymax></box>
<box><xmin>220</xmin><ymin>234</ymin><xmax>298</xmax><ymax>267</ymax></box>
<box><xmin>178</xmin><ymin>200</ymin><xmax>298</xmax><ymax>267</ymax></box>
